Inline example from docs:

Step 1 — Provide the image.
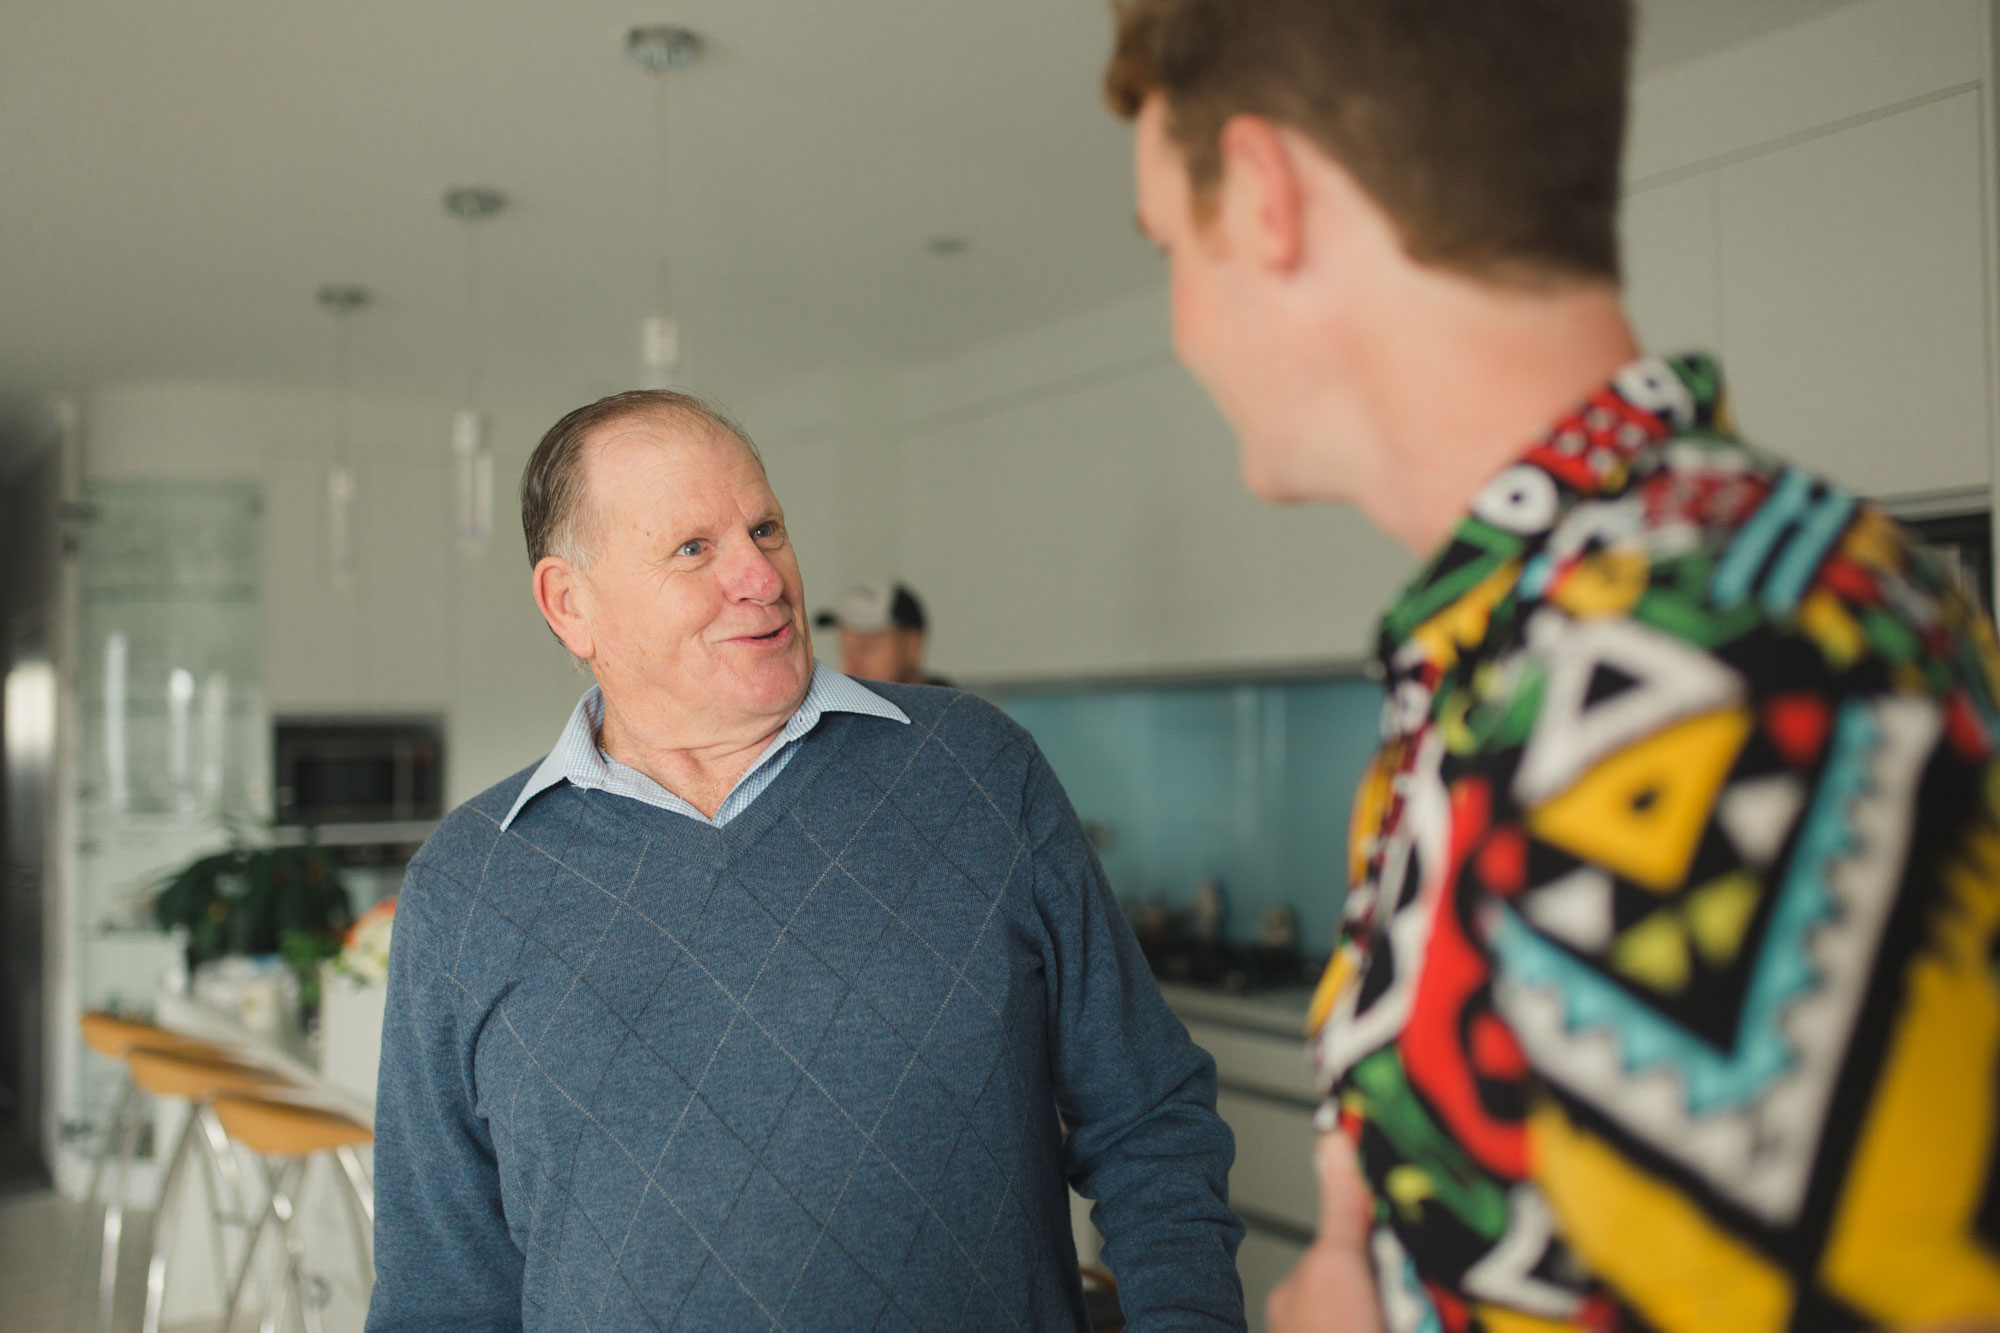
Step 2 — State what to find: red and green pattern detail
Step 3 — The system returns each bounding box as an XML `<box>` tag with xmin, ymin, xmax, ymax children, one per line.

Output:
<box><xmin>1312</xmin><ymin>354</ymin><xmax>2000</xmax><ymax>1332</ymax></box>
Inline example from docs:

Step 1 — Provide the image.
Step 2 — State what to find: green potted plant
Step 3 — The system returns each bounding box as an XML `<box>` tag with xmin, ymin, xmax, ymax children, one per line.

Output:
<box><xmin>151</xmin><ymin>832</ymin><xmax>355</xmax><ymax>1019</ymax></box>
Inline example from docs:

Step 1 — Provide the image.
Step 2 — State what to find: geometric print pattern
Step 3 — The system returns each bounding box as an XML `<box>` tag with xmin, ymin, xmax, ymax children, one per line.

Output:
<box><xmin>1307</xmin><ymin>353</ymin><xmax>2000</xmax><ymax>1332</ymax></box>
<box><xmin>372</xmin><ymin>687</ymin><xmax>1241</xmax><ymax>1331</ymax></box>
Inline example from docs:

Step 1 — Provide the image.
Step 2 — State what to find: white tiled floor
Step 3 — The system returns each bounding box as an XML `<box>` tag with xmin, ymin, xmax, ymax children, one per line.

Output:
<box><xmin>0</xmin><ymin>1190</ymin><xmax>225</xmax><ymax>1333</ymax></box>
<box><xmin>0</xmin><ymin>1190</ymin><xmax>78</xmax><ymax>1333</ymax></box>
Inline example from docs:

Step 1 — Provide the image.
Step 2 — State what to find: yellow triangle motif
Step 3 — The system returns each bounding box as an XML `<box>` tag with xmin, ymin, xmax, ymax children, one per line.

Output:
<box><xmin>1409</xmin><ymin>562</ymin><xmax>1521</xmax><ymax>669</ymax></box>
<box><xmin>1611</xmin><ymin>910</ymin><xmax>1692</xmax><ymax>994</ymax></box>
<box><xmin>1686</xmin><ymin>871</ymin><xmax>1762</xmax><ymax>967</ymax></box>
<box><xmin>1526</xmin><ymin>708</ymin><xmax>1753</xmax><ymax>893</ymax></box>
<box><xmin>1553</xmin><ymin>548</ymin><xmax>1650</xmax><ymax>620</ymax></box>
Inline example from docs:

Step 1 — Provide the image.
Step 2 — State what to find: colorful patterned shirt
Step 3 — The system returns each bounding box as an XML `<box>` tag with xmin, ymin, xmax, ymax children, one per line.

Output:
<box><xmin>1308</xmin><ymin>354</ymin><xmax>2000</xmax><ymax>1332</ymax></box>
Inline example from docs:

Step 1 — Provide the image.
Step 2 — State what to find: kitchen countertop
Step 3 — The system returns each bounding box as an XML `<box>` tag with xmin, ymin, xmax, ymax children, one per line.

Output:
<box><xmin>153</xmin><ymin>986</ymin><xmax>375</xmax><ymax>1125</ymax></box>
<box><xmin>1156</xmin><ymin>981</ymin><xmax>1314</xmax><ymax>1040</ymax></box>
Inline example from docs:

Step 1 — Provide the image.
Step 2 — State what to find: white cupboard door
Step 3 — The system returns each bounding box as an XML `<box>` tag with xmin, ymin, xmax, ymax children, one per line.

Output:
<box><xmin>1716</xmin><ymin>91</ymin><xmax>1992</xmax><ymax>499</ymax></box>
<box><xmin>1624</xmin><ymin>171</ymin><xmax>1723</xmax><ymax>360</ymax></box>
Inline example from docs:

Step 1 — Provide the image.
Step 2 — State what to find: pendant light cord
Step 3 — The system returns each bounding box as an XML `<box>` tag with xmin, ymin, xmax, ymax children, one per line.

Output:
<box><xmin>461</xmin><ymin>218</ymin><xmax>482</xmax><ymax>407</ymax></box>
<box><xmin>653</xmin><ymin>70</ymin><xmax>673</xmax><ymax>316</ymax></box>
<box><xmin>334</xmin><ymin>311</ymin><xmax>351</xmax><ymax>468</ymax></box>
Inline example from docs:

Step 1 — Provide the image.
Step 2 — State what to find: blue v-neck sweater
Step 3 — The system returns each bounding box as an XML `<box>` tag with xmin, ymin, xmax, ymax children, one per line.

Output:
<box><xmin>367</xmin><ymin>685</ymin><xmax>1246</xmax><ymax>1332</ymax></box>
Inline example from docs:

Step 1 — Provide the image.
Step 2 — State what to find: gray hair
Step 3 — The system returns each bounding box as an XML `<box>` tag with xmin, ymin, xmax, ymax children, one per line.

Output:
<box><xmin>519</xmin><ymin>389</ymin><xmax>763</xmax><ymax>570</ymax></box>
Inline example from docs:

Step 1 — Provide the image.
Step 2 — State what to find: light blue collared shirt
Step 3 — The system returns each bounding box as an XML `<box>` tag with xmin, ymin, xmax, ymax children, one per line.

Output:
<box><xmin>499</xmin><ymin>662</ymin><xmax>910</xmax><ymax>830</ymax></box>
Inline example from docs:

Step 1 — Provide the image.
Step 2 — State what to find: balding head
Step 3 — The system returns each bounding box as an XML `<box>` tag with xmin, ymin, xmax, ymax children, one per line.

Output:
<box><xmin>520</xmin><ymin>389</ymin><xmax>764</xmax><ymax>570</ymax></box>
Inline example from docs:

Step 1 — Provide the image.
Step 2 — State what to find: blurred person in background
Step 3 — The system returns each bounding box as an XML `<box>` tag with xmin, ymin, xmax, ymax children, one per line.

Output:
<box><xmin>367</xmin><ymin>390</ymin><xmax>1245</xmax><ymax>1331</ymax></box>
<box><xmin>1104</xmin><ymin>1</ymin><xmax>2000</xmax><ymax>1330</ymax></box>
<box><xmin>816</xmin><ymin>579</ymin><xmax>954</xmax><ymax>686</ymax></box>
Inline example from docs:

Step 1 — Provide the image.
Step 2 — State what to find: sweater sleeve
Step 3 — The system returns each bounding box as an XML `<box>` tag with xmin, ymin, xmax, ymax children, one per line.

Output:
<box><xmin>1025</xmin><ymin>751</ymin><xmax>1248</xmax><ymax>1331</ymax></box>
<box><xmin>366</xmin><ymin>864</ymin><xmax>525</xmax><ymax>1332</ymax></box>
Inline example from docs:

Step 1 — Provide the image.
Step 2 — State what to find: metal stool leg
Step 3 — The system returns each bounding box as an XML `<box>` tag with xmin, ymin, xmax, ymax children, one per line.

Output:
<box><xmin>140</xmin><ymin>1102</ymin><xmax>204</xmax><ymax>1333</ymax></box>
<box><xmin>196</xmin><ymin>1101</ymin><xmax>252</xmax><ymax>1305</ymax></box>
<box><xmin>98</xmin><ymin>1082</ymin><xmax>147</xmax><ymax>1333</ymax></box>
<box><xmin>66</xmin><ymin>1077</ymin><xmax>138</xmax><ymax>1327</ymax></box>
<box><xmin>227</xmin><ymin>1156</ymin><xmax>306</xmax><ymax>1333</ymax></box>
<box><xmin>247</xmin><ymin>1158</ymin><xmax>313</xmax><ymax>1333</ymax></box>
<box><xmin>277</xmin><ymin>1160</ymin><xmax>325</xmax><ymax>1333</ymax></box>
<box><xmin>332</xmin><ymin>1145</ymin><xmax>374</xmax><ymax>1290</ymax></box>
<box><xmin>220</xmin><ymin>1141</ymin><xmax>370</xmax><ymax>1333</ymax></box>
<box><xmin>221</xmin><ymin>1159</ymin><xmax>279</xmax><ymax>1333</ymax></box>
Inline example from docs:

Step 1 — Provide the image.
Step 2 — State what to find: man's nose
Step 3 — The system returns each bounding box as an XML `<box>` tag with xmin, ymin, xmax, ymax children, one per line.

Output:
<box><xmin>722</xmin><ymin>540</ymin><xmax>784</xmax><ymax>602</ymax></box>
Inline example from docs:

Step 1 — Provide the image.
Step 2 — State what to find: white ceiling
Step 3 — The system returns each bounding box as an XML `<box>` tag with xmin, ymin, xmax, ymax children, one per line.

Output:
<box><xmin>0</xmin><ymin>0</ymin><xmax>1861</xmax><ymax>452</ymax></box>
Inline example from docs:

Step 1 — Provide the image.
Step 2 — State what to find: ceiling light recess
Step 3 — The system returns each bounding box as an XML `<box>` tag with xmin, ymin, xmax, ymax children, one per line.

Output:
<box><xmin>443</xmin><ymin>187</ymin><xmax>507</xmax><ymax>222</ymax></box>
<box><xmin>626</xmin><ymin>25</ymin><xmax>704</xmax><ymax>73</ymax></box>
<box><xmin>315</xmin><ymin>283</ymin><xmax>369</xmax><ymax>314</ymax></box>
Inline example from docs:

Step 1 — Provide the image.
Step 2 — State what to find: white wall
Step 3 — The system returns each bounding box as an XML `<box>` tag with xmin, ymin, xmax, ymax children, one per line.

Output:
<box><xmin>81</xmin><ymin>379</ymin><xmax>587</xmax><ymax>805</ymax></box>
<box><xmin>1622</xmin><ymin>0</ymin><xmax>1997</xmax><ymax>501</ymax></box>
<box><xmin>895</xmin><ymin>290</ymin><xmax>1410</xmax><ymax>681</ymax></box>
<box><xmin>71</xmin><ymin>0</ymin><xmax>2000</xmax><ymax>730</ymax></box>
<box><xmin>74</xmin><ymin>371</ymin><xmax>915</xmax><ymax>806</ymax></box>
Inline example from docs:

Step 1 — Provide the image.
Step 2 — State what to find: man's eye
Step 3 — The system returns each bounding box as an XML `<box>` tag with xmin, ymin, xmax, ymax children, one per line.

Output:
<box><xmin>753</xmin><ymin>522</ymin><xmax>780</xmax><ymax>540</ymax></box>
<box><xmin>677</xmin><ymin>540</ymin><xmax>703</xmax><ymax>557</ymax></box>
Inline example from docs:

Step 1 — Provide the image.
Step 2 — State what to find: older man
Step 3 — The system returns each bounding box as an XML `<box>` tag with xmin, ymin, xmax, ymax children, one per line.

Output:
<box><xmin>1104</xmin><ymin>2</ymin><xmax>2000</xmax><ymax>1332</ymax></box>
<box><xmin>367</xmin><ymin>391</ymin><xmax>1244</xmax><ymax>1331</ymax></box>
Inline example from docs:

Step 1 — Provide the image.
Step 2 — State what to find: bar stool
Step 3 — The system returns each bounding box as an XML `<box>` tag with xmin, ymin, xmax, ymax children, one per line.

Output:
<box><xmin>213</xmin><ymin>1093</ymin><xmax>374</xmax><ymax>1333</ymax></box>
<box><xmin>125</xmin><ymin>1046</ymin><xmax>291</xmax><ymax>1333</ymax></box>
<box><xmin>71</xmin><ymin>1013</ymin><xmax>244</xmax><ymax>1333</ymax></box>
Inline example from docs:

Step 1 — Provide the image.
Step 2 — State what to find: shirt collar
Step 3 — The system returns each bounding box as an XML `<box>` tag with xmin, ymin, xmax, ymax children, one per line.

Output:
<box><xmin>1374</xmin><ymin>352</ymin><xmax>1728</xmax><ymax>686</ymax></box>
<box><xmin>500</xmin><ymin>660</ymin><xmax>909</xmax><ymax>829</ymax></box>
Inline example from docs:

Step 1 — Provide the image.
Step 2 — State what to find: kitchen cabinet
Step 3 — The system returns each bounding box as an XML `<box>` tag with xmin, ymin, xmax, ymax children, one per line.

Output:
<box><xmin>1161</xmin><ymin>984</ymin><xmax>1321</xmax><ymax>1333</ymax></box>
<box><xmin>898</xmin><ymin>358</ymin><xmax>1411</xmax><ymax>681</ymax></box>
<box><xmin>1626</xmin><ymin>89</ymin><xmax>1994</xmax><ymax>502</ymax></box>
<box><xmin>1623</xmin><ymin>172</ymin><xmax>1720</xmax><ymax>359</ymax></box>
<box><xmin>1717</xmin><ymin>91</ymin><xmax>1991</xmax><ymax>499</ymax></box>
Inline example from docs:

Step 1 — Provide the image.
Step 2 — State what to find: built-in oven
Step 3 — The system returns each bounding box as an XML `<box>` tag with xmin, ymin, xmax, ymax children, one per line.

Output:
<box><xmin>273</xmin><ymin>718</ymin><xmax>444</xmax><ymax>827</ymax></box>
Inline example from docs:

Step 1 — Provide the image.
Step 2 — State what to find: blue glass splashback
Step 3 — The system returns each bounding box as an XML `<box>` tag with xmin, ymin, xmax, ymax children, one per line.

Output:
<box><xmin>998</xmin><ymin>674</ymin><xmax>1384</xmax><ymax>958</ymax></box>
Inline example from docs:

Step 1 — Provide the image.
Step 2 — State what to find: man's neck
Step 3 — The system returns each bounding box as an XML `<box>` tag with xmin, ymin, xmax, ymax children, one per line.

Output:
<box><xmin>596</xmin><ymin>692</ymin><xmax>797</xmax><ymax>820</ymax></box>
<box><xmin>1343</xmin><ymin>281</ymin><xmax>1641</xmax><ymax>556</ymax></box>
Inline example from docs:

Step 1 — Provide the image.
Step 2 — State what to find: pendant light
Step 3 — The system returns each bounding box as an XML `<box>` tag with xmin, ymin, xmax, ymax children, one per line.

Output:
<box><xmin>316</xmin><ymin>283</ymin><xmax>369</xmax><ymax>587</ymax></box>
<box><xmin>444</xmin><ymin>185</ymin><xmax>506</xmax><ymax>550</ymax></box>
<box><xmin>627</xmin><ymin>24</ymin><xmax>704</xmax><ymax>388</ymax></box>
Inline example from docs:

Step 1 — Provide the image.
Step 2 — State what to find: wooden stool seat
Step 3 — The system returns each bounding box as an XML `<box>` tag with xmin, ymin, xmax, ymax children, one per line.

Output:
<box><xmin>211</xmin><ymin>1095</ymin><xmax>372</xmax><ymax>1158</ymax></box>
<box><xmin>213</xmin><ymin>1095</ymin><xmax>376</xmax><ymax>1329</ymax></box>
<box><xmin>73</xmin><ymin>1022</ymin><xmax>271</xmax><ymax>1333</ymax></box>
<box><xmin>124</xmin><ymin>1048</ymin><xmax>286</xmax><ymax>1103</ymax></box>
<box><xmin>78</xmin><ymin>1012</ymin><xmax>218</xmax><ymax>1060</ymax></box>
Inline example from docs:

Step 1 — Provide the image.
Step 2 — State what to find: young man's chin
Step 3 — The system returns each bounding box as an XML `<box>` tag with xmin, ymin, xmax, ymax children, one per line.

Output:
<box><xmin>1238</xmin><ymin>446</ymin><xmax>1315</xmax><ymax>506</ymax></box>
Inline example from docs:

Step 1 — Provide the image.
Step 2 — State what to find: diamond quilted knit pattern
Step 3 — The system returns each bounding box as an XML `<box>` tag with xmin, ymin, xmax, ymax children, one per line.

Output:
<box><xmin>369</xmin><ymin>685</ymin><xmax>1245</xmax><ymax>1332</ymax></box>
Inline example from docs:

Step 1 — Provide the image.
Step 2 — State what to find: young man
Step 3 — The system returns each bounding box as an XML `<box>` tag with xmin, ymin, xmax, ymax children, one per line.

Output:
<box><xmin>1104</xmin><ymin>3</ymin><xmax>2000</xmax><ymax>1331</ymax></box>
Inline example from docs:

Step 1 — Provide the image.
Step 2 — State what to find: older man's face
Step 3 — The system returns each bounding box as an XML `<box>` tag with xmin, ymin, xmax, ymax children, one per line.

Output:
<box><xmin>573</xmin><ymin>416</ymin><xmax>812</xmax><ymax>737</ymax></box>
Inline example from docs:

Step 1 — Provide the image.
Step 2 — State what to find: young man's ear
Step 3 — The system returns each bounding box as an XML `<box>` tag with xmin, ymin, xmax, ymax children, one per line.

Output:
<box><xmin>532</xmin><ymin>556</ymin><xmax>594</xmax><ymax>662</ymax></box>
<box><xmin>1217</xmin><ymin>113</ymin><xmax>1306</xmax><ymax>272</ymax></box>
